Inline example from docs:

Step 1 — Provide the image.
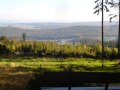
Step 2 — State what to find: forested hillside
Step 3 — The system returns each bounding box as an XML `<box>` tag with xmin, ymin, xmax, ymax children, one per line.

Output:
<box><xmin>0</xmin><ymin>24</ymin><xmax>118</xmax><ymax>41</ymax></box>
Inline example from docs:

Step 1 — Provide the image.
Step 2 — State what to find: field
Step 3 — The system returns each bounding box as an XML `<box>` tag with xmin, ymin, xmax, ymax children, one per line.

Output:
<box><xmin>0</xmin><ymin>57</ymin><xmax>120</xmax><ymax>90</ymax></box>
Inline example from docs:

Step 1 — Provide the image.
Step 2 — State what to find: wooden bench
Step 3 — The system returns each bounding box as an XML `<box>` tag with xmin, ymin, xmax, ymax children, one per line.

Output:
<box><xmin>38</xmin><ymin>72</ymin><xmax>120</xmax><ymax>90</ymax></box>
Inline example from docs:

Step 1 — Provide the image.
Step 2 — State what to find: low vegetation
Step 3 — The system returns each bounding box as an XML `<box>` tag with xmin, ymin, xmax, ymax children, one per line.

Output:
<box><xmin>0</xmin><ymin>57</ymin><xmax>120</xmax><ymax>72</ymax></box>
<box><xmin>0</xmin><ymin>57</ymin><xmax>120</xmax><ymax>90</ymax></box>
<box><xmin>0</xmin><ymin>35</ymin><xmax>118</xmax><ymax>59</ymax></box>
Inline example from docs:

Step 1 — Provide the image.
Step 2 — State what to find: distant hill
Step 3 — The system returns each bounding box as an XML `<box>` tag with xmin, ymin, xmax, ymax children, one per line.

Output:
<box><xmin>0</xmin><ymin>22</ymin><xmax>118</xmax><ymax>42</ymax></box>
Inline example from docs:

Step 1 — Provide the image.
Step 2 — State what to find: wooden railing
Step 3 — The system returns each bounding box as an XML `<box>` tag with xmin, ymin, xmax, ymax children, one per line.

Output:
<box><xmin>38</xmin><ymin>72</ymin><xmax>120</xmax><ymax>90</ymax></box>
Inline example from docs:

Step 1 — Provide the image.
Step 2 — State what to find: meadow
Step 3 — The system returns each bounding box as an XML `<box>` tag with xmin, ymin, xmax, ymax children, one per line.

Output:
<box><xmin>0</xmin><ymin>57</ymin><xmax>120</xmax><ymax>90</ymax></box>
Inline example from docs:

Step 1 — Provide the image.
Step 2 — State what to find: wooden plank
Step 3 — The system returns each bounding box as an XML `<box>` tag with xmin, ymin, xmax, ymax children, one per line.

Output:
<box><xmin>40</xmin><ymin>72</ymin><xmax>120</xmax><ymax>87</ymax></box>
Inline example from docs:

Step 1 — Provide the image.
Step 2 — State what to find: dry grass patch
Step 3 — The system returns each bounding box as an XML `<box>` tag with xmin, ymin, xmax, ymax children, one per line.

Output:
<box><xmin>0</xmin><ymin>64</ymin><xmax>33</xmax><ymax>90</ymax></box>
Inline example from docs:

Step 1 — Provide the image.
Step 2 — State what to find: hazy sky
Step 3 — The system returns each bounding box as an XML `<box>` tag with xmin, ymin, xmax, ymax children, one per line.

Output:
<box><xmin>0</xmin><ymin>0</ymin><xmax>112</xmax><ymax>22</ymax></box>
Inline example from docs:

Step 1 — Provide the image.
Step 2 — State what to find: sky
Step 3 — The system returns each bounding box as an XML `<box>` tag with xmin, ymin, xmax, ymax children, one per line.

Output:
<box><xmin>0</xmin><ymin>0</ymin><xmax>113</xmax><ymax>22</ymax></box>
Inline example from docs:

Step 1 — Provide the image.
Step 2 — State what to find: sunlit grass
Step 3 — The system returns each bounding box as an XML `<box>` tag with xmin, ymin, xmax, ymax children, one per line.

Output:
<box><xmin>0</xmin><ymin>57</ymin><xmax>119</xmax><ymax>72</ymax></box>
<box><xmin>0</xmin><ymin>57</ymin><xmax>119</xmax><ymax>90</ymax></box>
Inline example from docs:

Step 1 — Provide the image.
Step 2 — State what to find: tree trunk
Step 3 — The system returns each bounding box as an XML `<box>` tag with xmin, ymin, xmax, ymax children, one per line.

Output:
<box><xmin>118</xmin><ymin>0</ymin><xmax>120</xmax><ymax>58</ymax></box>
<box><xmin>102</xmin><ymin>0</ymin><xmax>104</xmax><ymax>67</ymax></box>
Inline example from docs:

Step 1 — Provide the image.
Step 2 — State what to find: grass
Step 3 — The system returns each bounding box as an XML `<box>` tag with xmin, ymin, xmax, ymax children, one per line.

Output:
<box><xmin>0</xmin><ymin>57</ymin><xmax>120</xmax><ymax>90</ymax></box>
<box><xmin>0</xmin><ymin>57</ymin><xmax>120</xmax><ymax>72</ymax></box>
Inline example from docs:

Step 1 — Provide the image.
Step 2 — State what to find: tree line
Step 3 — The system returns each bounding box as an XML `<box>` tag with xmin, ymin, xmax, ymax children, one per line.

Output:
<box><xmin>0</xmin><ymin>35</ymin><xmax>118</xmax><ymax>59</ymax></box>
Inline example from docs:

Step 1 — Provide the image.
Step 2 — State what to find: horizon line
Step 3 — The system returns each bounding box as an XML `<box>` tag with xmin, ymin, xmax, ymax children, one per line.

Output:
<box><xmin>0</xmin><ymin>20</ymin><xmax>117</xmax><ymax>24</ymax></box>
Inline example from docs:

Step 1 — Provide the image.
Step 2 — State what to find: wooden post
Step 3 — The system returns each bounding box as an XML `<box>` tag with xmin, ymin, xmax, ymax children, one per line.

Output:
<box><xmin>105</xmin><ymin>83</ymin><xmax>109</xmax><ymax>90</ymax></box>
<box><xmin>68</xmin><ymin>86</ymin><xmax>71</xmax><ymax>90</ymax></box>
<box><xmin>39</xmin><ymin>87</ymin><xmax>41</xmax><ymax>90</ymax></box>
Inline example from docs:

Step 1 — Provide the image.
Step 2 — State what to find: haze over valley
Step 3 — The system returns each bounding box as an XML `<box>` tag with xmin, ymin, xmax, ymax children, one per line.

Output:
<box><xmin>0</xmin><ymin>22</ymin><xmax>118</xmax><ymax>43</ymax></box>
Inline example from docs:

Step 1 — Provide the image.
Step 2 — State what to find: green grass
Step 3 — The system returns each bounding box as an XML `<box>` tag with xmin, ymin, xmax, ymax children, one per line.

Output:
<box><xmin>0</xmin><ymin>57</ymin><xmax>119</xmax><ymax>72</ymax></box>
<box><xmin>0</xmin><ymin>57</ymin><xmax>120</xmax><ymax>90</ymax></box>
